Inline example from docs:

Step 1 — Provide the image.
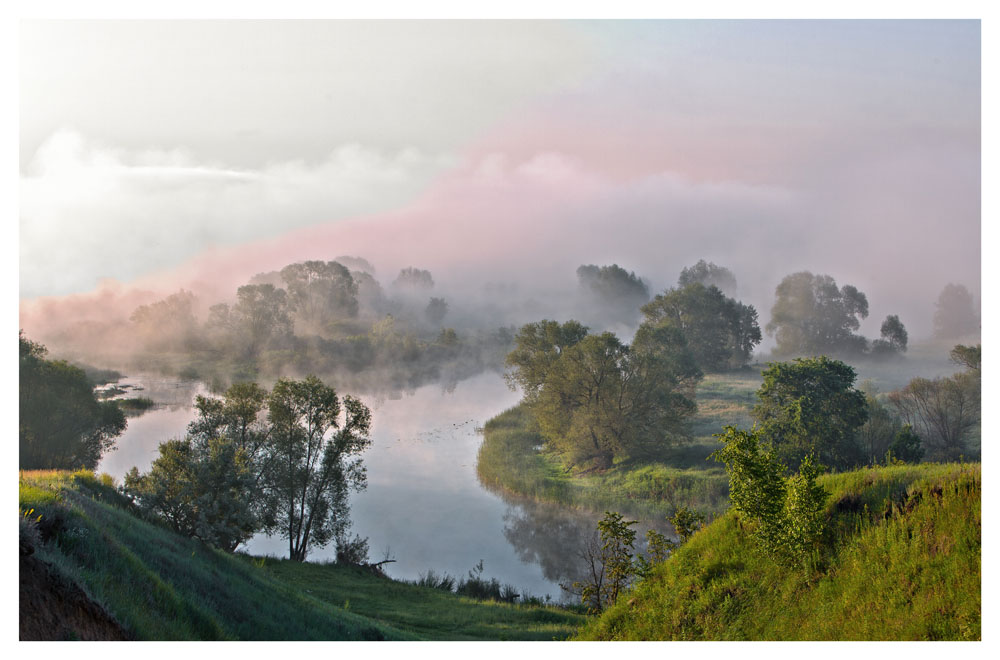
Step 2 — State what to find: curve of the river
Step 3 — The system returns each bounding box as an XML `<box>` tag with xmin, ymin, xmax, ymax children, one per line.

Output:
<box><xmin>97</xmin><ymin>371</ymin><xmax>669</xmax><ymax>602</ymax></box>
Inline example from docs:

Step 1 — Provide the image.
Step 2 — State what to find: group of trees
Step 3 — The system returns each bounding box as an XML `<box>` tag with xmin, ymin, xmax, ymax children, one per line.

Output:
<box><xmin>766</xmin><ymin>272</ymin><xmax>908</xmax><ymax>360</ymax></box>
<box><xmin>19</xmin><ymin>333</ymin><xmax>126</xmax><ymax>471</ymax></box>
<box><xmin>124</xmin><ymin>375</ymin><xmax>372</xmax><ymax>561</ymax></box>
<box><xmin>576</xmin><ymin>264</ymin><xmax>651</xmax><ymax>325</ymax></box>
<box><xmin>505</xmin><ymin>320</ymin><xmax>702</xmax><ymax>469</ymax></box>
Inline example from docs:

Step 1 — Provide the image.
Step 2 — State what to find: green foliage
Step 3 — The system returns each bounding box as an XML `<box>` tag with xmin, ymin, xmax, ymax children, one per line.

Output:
<box><xmin>641</xmin><ymin>282</ymin><xmax>761</xmax><ymax>371</ymax></box>
<box><xmin>267</xmin><ymin>375</ymin><xmax>372</xmax><ymax>561</ymax></box>
<box><xmin>781</xmin><ymin>455</ymin><xmax>828</xmax><ymax>562</ymax></box>
<box><xmin>572</xmin><ymin>512</ymin><xmax>639</xmax><ymax>612</ymax></box>
<box><xmin>678</xmin><ymin>259</ymin><xmax>737</xmax><ymax>296</ymax></box>
<box><xmin>752</xmin><ymin>356</ymin><xmax>868</xmax><ymax>470</ymax></box>
<box><xmin>857</xmin><ymin>384</ymin><xmax>903</xmax><ymax>465</ymax></box>
<box><xmin>766</xmin><ymin>271</ymin><xmax>870</xmax><ymax>357</ymax></box>
<box><xmin>670</xmin><ymin>506</ymin><xmax>705</xmax><ymax>544</ymax></box>
<box><xmin>19</xmin><ymin>332</ymin><xmax>127</xmax><ymax>470</ymax></box>
<box><xmin>949</xmin><ymin>343</ymin><xmax>981</xmax><ymax>371</ymax></box>
<box><xmin>510</xmin><ymin>320</ymin><xmax>701</xmax><ymax>468</ymax></box>
<box><xmin>578</xmin><ymin>463</ymin><xmax>981</xmax><ymax>641</ymax></box>
<box><xmin>887</xmin><ymin>424</ymin><xmax>924</xmax><ymax>464</ymax></box>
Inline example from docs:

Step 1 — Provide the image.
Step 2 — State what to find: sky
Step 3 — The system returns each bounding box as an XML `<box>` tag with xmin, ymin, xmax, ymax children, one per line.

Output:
<box><xmin>17</xmin><ymin>19</ymin><xmax>982</xmax><ymax>340</ymax></box>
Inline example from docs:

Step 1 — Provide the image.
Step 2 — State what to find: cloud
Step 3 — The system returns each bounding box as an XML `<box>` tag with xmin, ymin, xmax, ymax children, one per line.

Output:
<box><xmin>20</xmin><ymin>129</ymin><xmax>456</xmax><ymax>298</ymax></box>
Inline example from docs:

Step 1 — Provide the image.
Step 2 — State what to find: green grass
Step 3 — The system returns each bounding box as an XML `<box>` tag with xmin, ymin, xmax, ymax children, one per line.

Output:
<box><xmin>576</xmin><ymin>462</ymin><xmax>981</xmax><ymax>640</ymax></box>
<box><xmin>19</xmin><ymin>470</ymin><xmax>585</xmax><ymax>641</ymax></box>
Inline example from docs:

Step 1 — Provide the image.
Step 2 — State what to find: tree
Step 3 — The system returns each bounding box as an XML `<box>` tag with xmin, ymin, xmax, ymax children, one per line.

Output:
<box><xmin>641</xmin><ymin>282</ymin><xmax>761</xmax><ymax>371</ymax></box>
<box><xmin>533</xmin><ymin>326</ymin><xmax>700</xmax><ymax>468</ymax></box>
<box><xmin>678</xmin><ymin>259</ymin><xmax>737</xmax><ymax>296</ymax></box>
<box><xmin>229</xmin><ymin>283</ymin><xmax>292</xmax><ymax>357</ymax></box>
<box><xmin>129</xmin><ymin>290</ymin><xmax>199</xmax><ymax>351</ymax></box>
<box><xmin>19</xmin><ymin>333</ymin><xmax>126</xmax><ymax>470</ymax></box>
<box><xmin>503</xmin><ymin>319</ymin><xmax>589</xmax><ymax>402</ymax></box>
<box><xmin>933</xmin><ymin>284</ymin><xmax>979</xmax><ymax>340</ymax></box>
<box><xmin>752</xmin><ymin>357</ymin><xmax>868</xmax><ymax>470</ymax></box>
<box><xmin>888</xmin><ymin>424</ymin><xmax>924</xmax><ymax>464</ymax></box>
<box><xmin>267</xmin><ymin>376</ymin><xmax>372</xmax><ymax>561</ymax></box>
<box><xmin>576</xmin><ymin>264</ymin><xmax>650</xmax><ymax>324</ymax></box>
<box><xmin>572</xmin><ymin>512</ymin><xmax>638</xmax><ymax>612</ymax></box>
<box><xmin>425</xmin><ymin>297</ymin><xmax>449</xmax><ymax>325</ymax></box>
<box><xmin>871</xmin><ymin>314</ymin><xmax>908</xmax><ymax>358</ymax></box>
<box><xmin>392</xmin><ymin>267</ymin><xmax>434</xmax><ymax>290</ymax></box>
<box><xmin>888</xmin><ymin>373</ymin><xmax>979</xmax><ymax>461</ymax></box>
<box><xmin>766</xmin><ymin>272</ymin><xmax>869</xmax><ymax>357</ymax></box>
<box><xmin>280</xmin><ymin>260</ymin><xmax>359</xmax><ymax>327</ymax></box>
<box><xmin>950</xmin><ymin>343</ymin><xmax>981</xmax><ymax>371</ymax></box>
<box><xmin>712</xmin><ymin>426</ymin><xmax>829</xmax><ymax>564</ymax></box>
<box><xmin>669</xmin><ymin>506</ymin><xmax>705</xmax><ymax>544</ymax></box>
<box><xmin>124</xmin><ymin>436</ymin><xmax>257</xmax><ymax>552</ymax></box>
<box><xmin>857</xmin><ymin>384</ymin><xmax>903</xmax><ymax>465</ymax></box>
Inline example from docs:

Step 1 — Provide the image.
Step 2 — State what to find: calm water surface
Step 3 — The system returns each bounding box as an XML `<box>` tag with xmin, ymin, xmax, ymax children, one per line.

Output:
<box><xmin>97</xmin><ymin>371</ymin><xmax>667</xmax><ymax>601</ymax></box>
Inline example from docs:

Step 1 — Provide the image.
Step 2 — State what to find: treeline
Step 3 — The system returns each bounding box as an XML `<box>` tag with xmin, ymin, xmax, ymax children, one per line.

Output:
<box><xmin>124</xmin><ymin>258</ymin><xmax>516</xmax><ymax>392</ymax></box>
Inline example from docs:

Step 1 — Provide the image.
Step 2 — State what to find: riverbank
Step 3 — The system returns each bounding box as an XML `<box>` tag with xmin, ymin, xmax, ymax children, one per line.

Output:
<box><xmin>19</xmin><ymin>470</ymin><xmax>586</xmax><ymax>641</ymax></box>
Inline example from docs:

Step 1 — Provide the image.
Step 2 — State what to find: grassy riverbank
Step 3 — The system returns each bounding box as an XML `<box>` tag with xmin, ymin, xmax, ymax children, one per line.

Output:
<box><xmin>19</xmin><ymin>470</ymin><xmax>585</xmax><ymax>641</ymax></box>
<box><xmin>476</xmin><ymin>372</ymin><xmax>763</xmax><ymax>519</ymax></box>
<box><xmin>577</xmin><ymin>461</ymin><xmax>981</xmax><ymax>640</ymax></box>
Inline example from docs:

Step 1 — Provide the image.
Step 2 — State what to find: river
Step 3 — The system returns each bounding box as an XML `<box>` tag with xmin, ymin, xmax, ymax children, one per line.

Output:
<box><xmin>97</xmin><ymin>371</ymin><xmax>669</xmax><ymax>602</ymax></box>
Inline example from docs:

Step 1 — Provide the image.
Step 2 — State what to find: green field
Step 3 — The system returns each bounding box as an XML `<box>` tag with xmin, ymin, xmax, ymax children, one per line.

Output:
<box><xmin>19</xmin><ymin>470</ymin><xmax>585</xmax><ymax>641</ymax></box>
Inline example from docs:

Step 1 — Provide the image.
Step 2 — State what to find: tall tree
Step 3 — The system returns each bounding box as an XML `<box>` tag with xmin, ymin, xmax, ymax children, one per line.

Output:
<box><xmin>871</xmin><ymin>314</ymin><xmax>908</xmax><ymax>358</ymax></box>
<box><xmin>280</xmin><ymin>260</ymin><xmax>359</xmax><ymax>328</ymax></box>
<box><xmin>504</xmin><ymin>319</ymin><xmax>589</xmax><ymax>402</ymax></box>
<box><xmin>752</xmin><ymin>356</ymin><xmax>868</xmax><ymax>470</ymax></box>
<box><xmin>576</xmin><ymin>264</ymin><xmax>650</xmax><ymax>324</ymax></box>
<box><xmin>888</xmin><ymin>373</ymin><xmax>979</xmax><ymax>461</ymax></box>
<box><xmin>267</xmin><ymin>376</ymin><xmax>372</xmax><ymax>561</ymax></box>
<box><xmin>129</xmin><ymin>290</ymin><xmax>199</xmax><ymax>352</ymax></box>
<box><xmin>19</xmin><ymin>333</ymin><xmax>126</xmax><ymax>470</ymax></box>
<box><xmin>641</xmin><ymin>282</ymin><xmax>761</xmax><ymax>371</ymax></box>
<box><xmin>766</xmin><ymin>272</ymin><xmax>869</xmax><ymax>357</ymax></box>
<box><xmin>677</xmin><ymin>259</ymin><xmax>738</xmax><ymax>296</ymax></box>
<box><xmin>229</xmin><ymin>283</ymin><xmax>292</xmax><ymax>357</ymax></box>
<box><xmin>933</xmin><ymin>283</ymin><xmax>979</xmax><ymax>340</ymax></box>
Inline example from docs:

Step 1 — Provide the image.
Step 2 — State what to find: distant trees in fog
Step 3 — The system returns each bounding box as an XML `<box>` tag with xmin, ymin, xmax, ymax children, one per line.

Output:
<box><xmin>933</xmin><ymin>283</ymin><xmax>979</xmax><ymax>340</ymax></box>
<box><xmin>678</xmin><ymin>259</ymin><xmax>738</xmax><ymax>297</ymax></box>
<box><xmin>392</xmin><ymin>266</ymin><xmax>435</xmax><ymax>290</ymax></box>
<box><xmin>576</xmin><ymin>264</ymin><xmax>650</xmax><ymax>325</ymax></box>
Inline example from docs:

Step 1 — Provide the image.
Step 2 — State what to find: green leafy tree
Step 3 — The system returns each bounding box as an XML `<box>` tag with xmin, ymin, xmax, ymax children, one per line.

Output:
<box><xmin>19</xmin><ymin>333</ymin><xmax>126</xmax><ymax>470</ymax></box>
<box><xmin>670</xmin><ymin>506</ymin><xmax>705</xmax><ymax>544</ymax></box>
<box><xmin>226</xmin><ymin>283</ymin><xmax>292</xmax><ymax>357</ymax></box>
<box><xmin>950</xmin><ymin>343</ymin><xmax>981</xmax><ymax>371</ymax></box>
<box><xmin>752</xmin><ymin>357</ymin><xmax>868</xmax><ymax>470</ymax></box>
<box><xmin>933</xmin><ymin>283</ymin><xmax>979</xmax><ymax>340</ymax></box>
<box><xmin>641</xmin><ymin>282</ymin><xmax>761</xmax><ymax>371</ymax></box>
<box><xmin>857</xmin><ymin>383</ymin><xmax>903</xmax><ymax>465</ymax></box>
<box><xmin>124</xmin><ymin>435</ymin><xmax>257</xmax><ymax>552</ymax></box>
<box><xmin>871</xmin><ymin>314</ymin><xmax>908</xmax><ymax>358</ymax></box>
<box><xmin>280</xmin><ymin>260</ymin><xmax>359</xmax><ymax>328</ymax></box>
<box><xmin>766</xmin><ymin>272</ymin><xmax>869</xmax><ymax>357</ymax></box>
<box><xmin>573</xmin><ymin>512</ymin><xmax>638</xmax><ymax>612</ymax></box>
<box><xmin>713</xmin><ymin>426</ymin><xmax>828</xmax><ymax>564</ymax></box>
<box><xmin>533</xmin><ymin>326</ymin><xmax>700</xmax><ymax>467</ymax></box>
<box><xmin>503</xmin><ymin>319</ymin><xmax>589</xmax><ymax>401</ymax></box>
<box><xmin>267</xmin><ymin>376</ymin><xmax>372</xmax><ymax>561</ymax></box>
<box><xmin>678</xmin><ymin>259</ymin><xmax>737</xmax><ymax>296</ymax></box>
<box><xmin>887</xmin><ymin>424</ymin><xmax>924</xmax><ymax>464</ymax></box>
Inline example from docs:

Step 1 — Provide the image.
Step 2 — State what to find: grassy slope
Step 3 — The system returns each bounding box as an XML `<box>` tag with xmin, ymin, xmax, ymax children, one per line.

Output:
<box><xmin>19</xmin><ymin>470</ymin><xmax>584</xmax><ymax>641</ymax></box>
<box><xmin>577</xmin><ymin>462</ymin><xmax>981</xmax><ymax>641</ymax></box>
<box><xmin>476</xmin><ymin>372</ymin><xmax>762</xmax><ymax>518</ymax></box>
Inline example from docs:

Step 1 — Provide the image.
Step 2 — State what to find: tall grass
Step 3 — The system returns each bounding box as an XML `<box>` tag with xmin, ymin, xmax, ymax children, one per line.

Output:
<box><xmin>577</xmin><ymin>462</ymin><xmax>980</xmax><ymax>640</ymax></box>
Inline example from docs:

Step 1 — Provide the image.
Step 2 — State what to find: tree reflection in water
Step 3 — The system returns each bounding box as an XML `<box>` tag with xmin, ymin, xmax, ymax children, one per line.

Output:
<box><xmin>498</xmin><ymin>493</ymin><xmax>675</xmax><ymax>602</ymax></box>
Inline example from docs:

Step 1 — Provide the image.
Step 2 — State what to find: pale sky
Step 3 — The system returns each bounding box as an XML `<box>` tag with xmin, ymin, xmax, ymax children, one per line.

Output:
<box><xmin>18</xmin><ymin>19</ymin><xmax>982</xmax><ymax>339</ymax></box>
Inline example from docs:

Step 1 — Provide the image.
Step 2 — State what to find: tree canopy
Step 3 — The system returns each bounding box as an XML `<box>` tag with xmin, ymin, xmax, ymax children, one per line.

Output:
<box><xmin>933</xmin><ymin>284</ymin><xmax>979</xmax><ymax>340</ymax></box>
<box><xmin>19</xmin><ymin>333</ymin><xmax>126</xmax><ymax>470</ymax></box>
<box><xmin>766</xmin><ymin>272</ymin><xmax>870</xmax><ymax>357</ymax></box>
<box><xmin>752</xmin><ymin>356</ymin><xmax>868</xmax><ymax>470</ymax></box>
<box><xmin>678</xmin><ymin>260</ymin><xmax>737</xmax><ymax>296</ymax></box>
<box><xmin>576</xmin><ymin>264</ymin><xmax>650</xmax><ymax>324</ymax></box>
<box><xmin>641</xmin><ymin>282</ymin><xmax>761</xmax><ymax>371</ymax></box>
<box><xmin>280</xmin><ymin>260</ymin><xmax>359</xmax><ymax>327</ymax></box>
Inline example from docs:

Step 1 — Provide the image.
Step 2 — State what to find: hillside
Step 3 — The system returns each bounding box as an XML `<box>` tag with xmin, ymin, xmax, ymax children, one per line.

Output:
<box><xmin>577</xmin><ymin>462</ymin><xmax>980</xmax><ymax>640</ymax></box>
<box><xmin>19</xmin><ymin>470</ymin><xmax>585</xmax><ymax>641</ymax></box>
